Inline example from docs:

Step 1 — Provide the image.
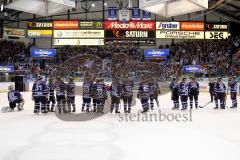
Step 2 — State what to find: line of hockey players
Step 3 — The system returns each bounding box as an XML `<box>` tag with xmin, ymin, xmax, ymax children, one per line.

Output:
<box><xmin>79</xmin><ymin>75</ymin><xmax>161</xmax><ymax>114</ymax></box>
<box><xmin>170</xmin><ymin>76</ymin><xmax>239</xmax><ymax>110</ymax></box>
<box><xmin>30</xmin><ymin>75</ymin><xmax>161</xmax><ymax>114</ymax></box>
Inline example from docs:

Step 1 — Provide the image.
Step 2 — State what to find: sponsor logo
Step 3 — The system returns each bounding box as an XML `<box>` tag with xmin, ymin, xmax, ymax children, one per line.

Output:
<box><xmin>105</xmin><ymin>39</ymin><xmax>156</xmax><ymax>46</ymax></box>
<box><xmin>3</xmin><ymin>28</ymin><xmax>25</xmax><ymax>37</ymax></box>
<box><xmin>79</xmin><ymin>21</ymin><xmax>103</xmax><ymax>29</ymax></box>
<box><xmin>28</xmin><ymin>22</ymin><xmax>53</xmax><ymax>28</ymax></box>
<box><xmin>0</xmin><ymin>66</ymin><xmax>14</xmax><ymax>73</ymax></box>
<box><xmin>28</xmin><ymin>30</ymin><xmax>52</xmax><ymax>38</ymax></box>
<box><xmin>31</xmin><ymin>49</ymin><xmax>56</xmax><ymax>58</ymax></box>
<box><xmin>156</xmin><ymin>31</ymin><xmax>204</xmax><ymax>39</ymax></box>
<box><xmin>205</xmin><ymin>31</ymin><xmax>230</xmax><ymax>39</ymax></box>
<box><xmin>53</xmin><ymin>21</ymin><xmax>78</xmax><ymax>29</ymax></box>
<box><xmin>53</xmin><ymin>39</ymin><xmax>104</xmax><ymax>46</ymax></box>
<box><xmin>156</xmin><ymin>22</ymin><xmax>180</xmax><ymax>30</ymax></box>
<box><xmin>205</xmin><ymin>23</ymin><xmax>228</xmax><ymax>31</ymax></box>
<box><xmin>105</xmin><ymin>21</ymin><xmax>155</xmax><ymax>30</ymax></box>
<box><xmin>181</xmin><ymin>22</ymin><xmax>204</xmax><ymax>31</ymax></box>
<box><xmin>106</xmin><ymin>30</ymin><xmax>155</xmax><ymax>39</ymax></box>
<box><xmin>144</xmin><ymin>49</ymin><xmax>169</xmax><ymax>58</ymax></box>
<box><xmin>53</xmin><ymin>30</ymin><xmax>104</xmax><ymax>38</ymax></box>
<box><xmin>183</xmin><ymin>65</ymin><xmax>201</xmax><ymax>72</ymax></box>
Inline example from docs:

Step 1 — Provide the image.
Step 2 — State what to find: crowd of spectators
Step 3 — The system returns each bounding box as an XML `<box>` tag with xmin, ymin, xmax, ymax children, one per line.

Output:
<box><xmin>0</xmin><ymin>37</ymin><xmax>239</xmax><ymax>81</ymax></box>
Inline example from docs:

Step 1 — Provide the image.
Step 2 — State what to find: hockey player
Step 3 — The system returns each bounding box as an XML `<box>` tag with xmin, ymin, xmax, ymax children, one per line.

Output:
<box><xmin>92</xmin><ymin>78</ymin><xmax>107</xmax><ymax>113</ymax></box>
<box><xmin>169</xmin><ymin>77</ymin><xmax>179</xmax><ymax>110</ymax></box>
<box><xmin>178</xmin><ymin>77</ymin><xmax>189</xmax><ymax>110</ymax></box>
<box><xmin>121</xmin><ymin>76</ymin><xmax>134</xmax><ymax>113</ymax></box>
<box><xmin>32</xmin><ymin>75</ymin><xmax>48</xmax><ymax>114</ymax></box>
<box><xmin>66</xmin><ymin>77</ymin><xmax>76</xmax><ymax>112</ymax></box>
<box><xmin>138</xmin><ymin>78</ymin><xmax>150</xmax><ymax>113</ymax></box>
<box><xmin>82</xmin><ymin>77</ymin><xmax>93</xmax><ymax>112</ymax></box>
<box><xmin>214</xmin><ymin>77</ymin><xmax>226</xmax><ymax>109</ymax></box>
<box><xmin>208</xmin><ymin>79</ymin><xmax>215</xmax><ymax>102</ymax></box>
<box><xmin>228</xmin><ymin>76</ymin><xmax>238</xmax><ymax>108</ymax></box>
<box><xmin>55</xmin><ymin>77</ymin><xmax>67</xmax><ymax>113</ymax></box>
<box><xmin>188</xmin><ymin>77</ymin><xmax>200</xmax><ymax>109</ymax></box>
<box><xmin>149</xmin><ymin>78</ymin><xmax>161</xmax><ymax>110</ymax></box>
<box><xmin>110</xmin><ymin>77</ymin><xmax>122</xmax><ymax>113</ymax></box>
<box><xmin>2</xmin><ymin>85</ymin><xmax>24</xmax><ymax>112</ymax></box>
<box><xmin>47</xmin><ymin>78</ymin><xmax>55</xmax><ymax>112</ymax></box>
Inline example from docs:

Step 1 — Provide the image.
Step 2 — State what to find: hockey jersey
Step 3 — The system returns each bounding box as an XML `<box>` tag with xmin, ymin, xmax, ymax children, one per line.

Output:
<box><xmin>214</xmin><ymin>82</ymin><xmax>226</xmax><ymax>93</ymax></box>
<box><xmin>8</xmin><ymin>90</ymin><xmax>22</xmax><ymax>103</ymax></box>
<box><xmin>32</xmin><ymin>80</ymin><xmax>48</xmax><ymax>97</ymax></box>
<box><xmin>188</xmin><ymin>81</ymin><xmax>199</xmax><ymax>94</ymax></box>
<box><xmin>55</xmin><ymin>81</ymin><xmax>66</xmax><ymax>96</ymax></box>
<box><xmin>228</xmin><ymin>80</ymin><xmax>238</xmax><ymax>93</ymax></box>
<box><xmin>67</xmin><ymin>82</ymin><xmax>75</xmax><ymax>97</ymax></box>
<box><xmin>178</xmin><ymin>82</ymin><xmax>189</xmax><ymax>96</ymax></box>
<box><xmin>149</xmin><ymin>82</ymin><xmax>160</xmax><ymax>97</ymax></box>
<box><xmin>110</xmin><ymin>81</ymin><xmax>122</xmax><ymax>98</ymax></box>
<box><xmin>47</xmin><ymin>82</ymin><xmax>55</xmax><ymax>96</ymax></box>
<box><xmin>138</xmin><ymin>81</ymin><xmax>150</xmax><ymax>99</ymax></box>
<box><xmin>82</xmin><ymin>81</ymin><xmax>93</xmax><ymax>98</ymax></box>
<box><xmin>93</xmin><ymin>83</ymin><xmax>107</xmax><ymax>99</ymax></box>
<box><xmin>122</xmin><ymin>80</ymin><xmax>134</xmax><ymax>97</ymax></box>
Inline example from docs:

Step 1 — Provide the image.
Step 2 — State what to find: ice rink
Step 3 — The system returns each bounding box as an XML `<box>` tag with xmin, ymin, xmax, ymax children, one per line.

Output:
<box><xmin>0</xmin><ymin>92</ymin><xmax>240</xmax><ymax>160</ymax></box>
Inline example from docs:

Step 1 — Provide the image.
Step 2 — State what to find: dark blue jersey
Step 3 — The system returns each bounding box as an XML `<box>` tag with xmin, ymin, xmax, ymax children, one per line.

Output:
<box><xmin>110</xmin><ymin>81</ymin><xmax>122</xmax><ymax>98</ymax></box>
<box><xmin>138</xmin><ymin>81</ymin><xmax>150</xmax><ymax>99</ymax></box>
<box><xmin>122</xmin><ymin>80</ymin><xmax>134</xmax><ymax>97</ymax></box>
<box><xmin>214</xmin><ymin>82</ymin><xmax>226</xmax><ymax>93</ymax></box>
<box><xmin>93</xmin><ymin>83</ymin><xmax>107</xmax><ymax>99</ymax></box>
<box><xmin>228</xmin><ymin>81</ymin><xmax>238</xmax><ymax>93</ymax></box>
<box><xmin>8</xmin><ymin>90</ymin><xmax>22</xmax><ymax>103</ymax></box>
<box><xmin>82</xmin><ymin>81</ymin><xmax>93</xmax><ymax>98</ymax></box>
<box><xmin>67</xmin><ymin>82</ymin><xmax>75</xmax><ymax>97</ymax></box>
<box><xmin>178</xmin><ymin>82</ymin><xmax>189</xmax><ymax>96</ymax></box>
<box><xmin>149</xmin><ymin>82</ymin><xmax>160</xmax><ymax>97</ymax></box>
<box><xmin>169</xmin><ymin>81</ymin><xmax>178</xmax><ymax>94</ymax></box>
<box><xmin>32</xmin><ymin>80</ymin><xmax>48</xmax><ymax>97</ymax></box>
<box><xmin>188</xmin><ymin>81</ymin><xmax>199</xmax><ymax>94</ymax></box>
<box><xmin>47</xmin><ymin>83</ymin><xmax>55</xmax><ymax>96</ymax></box>
<box><xmin>55</xmin><ymin>81</ymin><xmax>66</xmax><ymax>96</ymax></box>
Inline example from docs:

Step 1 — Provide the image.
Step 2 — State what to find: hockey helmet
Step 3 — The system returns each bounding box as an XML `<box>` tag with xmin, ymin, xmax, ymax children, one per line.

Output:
<box><xmin>8</xmin><ymin>85</ymin><xmax>14</xmax><ymax>91</ymax></box>
<box><xmin>36</xmin><ymin>75</ymin><xmax>42</xmax><ymax>80</ymax></box>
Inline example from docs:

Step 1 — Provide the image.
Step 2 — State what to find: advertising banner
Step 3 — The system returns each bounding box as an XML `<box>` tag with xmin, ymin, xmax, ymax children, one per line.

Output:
<box><xmin>28</xmin><ymin>30</ymin><xmax>52</xmax><ymax>38</ymax></box>
<box><xmin>53</xmin><ymin>21</ymin><xmax>79</xmax><ymax>29</ymax></box>
<box><xmin>180</xmin><ymin>22</ymin><xmax>204</xmax><ymax>31</ymax></box>
<box><xmin>105</xmin><ymin>21</ymin><xmax>155</xmax><ymax>30</ymax></box>
<box><xmin>156</xmin><ymin>22</ymin><xmax>180</xmax><ymax>30</ymax></box>
<box><xmin>119</xmin><ymin>9</ymin><xmax>130</xmax><ymax>22</ymax></box>
<box><xmin>105</xmin><ymin>39</ymin><xmax>156</xmax><ymax>46</ymax></box>
<box><xmin>53</xmin><ymin>39</ymin><xmax>104</xmax><ymax>46</ymax></box>
<box><xmin>108</xmin><ymin>7</ymin><xmax>117</xmax><ymax>20</ymax></box>
<box><xmin>54</xmin><ymin>30</ymin><xmax>104</xmax><ymax>38</ymax></box>
<box><xmin>79</xmin><ymin>21</ymin><xmax>104</xmax><ymax>29</ymax></box>
<box><xmin>205</xmin><ymin>23</ymin><xmax>229</xmax><ymax>31</ymax></box>
<box><xmin>132</xmin><ymin>8</ymin><xmax>141</xmax><ymax>20</ymax></box>
<box><xmin>183</xmin><ymin>65</ymin><xmax>201</xmax><ymax>73</ymax></box>
<box><xmin>156</xmin><ymin>30</ymin><xmax>204</xmax><ymax>39</ymax></box>
<box><xmin>144</xmin><ymin>49</ymin><xmax>169</xmax><ymax>58</ymax></box>
<box><xmin>142</xmin><ymin>10</ymin><xmax>151</xmax><ymax>20</ymax></box>
<box><xmin>3</xmin><ymin>28</ymin><xmax>25</xmax><ymax>37</ymax></box>
<box><xmin>205</xmin><ymin>31</ymin><xmax>230</xmax><ymax>39</ymax></box>
<box><xmin>31</xmin><ymin>49</ymin><xmax>57</xmax><ymax>58</ymax></box>
<box><xmin>27</xmin><ymin>21</ymin><xmax>53</xmax><ymax>29</ymax></box>
<box><xmin>0</xmin><ymin>66</ymin><xmax>15</xmax><ymax>73</ymax></box>
<box><xmin>105</xmin><ymin>30</ymin><xmax>155</xmax><ymax>39</ymax></box>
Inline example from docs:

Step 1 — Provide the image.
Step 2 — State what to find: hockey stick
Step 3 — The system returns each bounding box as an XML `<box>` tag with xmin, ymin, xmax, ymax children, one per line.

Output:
<box><xmin>199</xmin><ymin>101</ymin><xmax>212</xmax><ymax>108</ymax></box>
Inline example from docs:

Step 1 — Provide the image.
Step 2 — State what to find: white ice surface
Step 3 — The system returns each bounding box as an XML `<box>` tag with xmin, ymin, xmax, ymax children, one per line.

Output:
<box><xmin>0</xmin><ymin>92</ymin><xmax>240</xmax><ymax>160</ymax></box>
